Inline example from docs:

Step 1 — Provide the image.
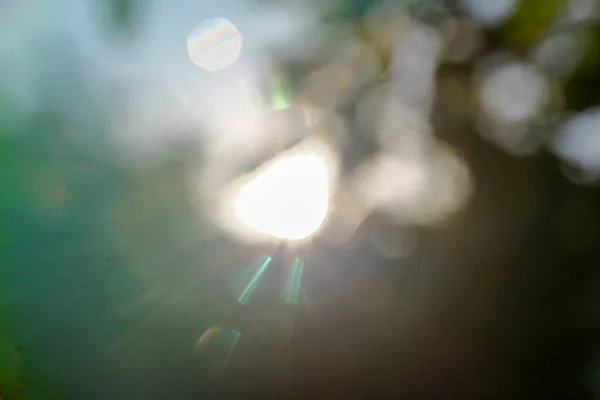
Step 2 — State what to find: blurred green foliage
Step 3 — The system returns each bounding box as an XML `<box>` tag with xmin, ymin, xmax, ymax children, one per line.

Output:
<box><xmin>499</xmin><ymin>0</ymin><xmax>564</xmax><ymax>50</ymax></box>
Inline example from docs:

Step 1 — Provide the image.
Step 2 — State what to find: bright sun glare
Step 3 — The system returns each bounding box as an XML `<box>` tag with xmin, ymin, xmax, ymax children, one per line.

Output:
<box><xmin>233</xmin><ymin>151</ymin><xmax>331</xmax><ymax>241</ymax></box>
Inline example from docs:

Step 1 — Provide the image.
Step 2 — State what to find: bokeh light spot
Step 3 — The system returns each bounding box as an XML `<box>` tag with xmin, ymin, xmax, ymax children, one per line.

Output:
<box><xmin>187</xmin><ymin>18</ymin><xmax>242</xmax><ymax>72</ymax></box>
<box><xmin>552</xmin><ymin>108</ymin><xmax>600</xmax><ymax>176</ymax></box>
<box><xmin>479</xmin><ymin>62</ymin><xmax>549</xmax><ymax>124</ymax></box>
<box><xmin>460</xmin><ymin>0</ymin><xmax>518</xmax><ymax>26</ymax></box>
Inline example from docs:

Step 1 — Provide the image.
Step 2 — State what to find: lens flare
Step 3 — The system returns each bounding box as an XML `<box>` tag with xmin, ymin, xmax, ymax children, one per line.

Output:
<box><xmin>194</xmin><ymin>326</ymin><xmax>241</xmax><ymax>380</ymax></box>
<box><xmin>230</xmin><ymin>255</ymin><xmax>272</xmax><ymax>305</ymax></box>
<box><xmin>232</xmin><ymin>148</ymin><xmax>333</xmax><ymax>241</ymax></box>
<box><xmin>282</xmin><ymin>257</ymin><xmax>304</xmax><ymax>305</ymax></box>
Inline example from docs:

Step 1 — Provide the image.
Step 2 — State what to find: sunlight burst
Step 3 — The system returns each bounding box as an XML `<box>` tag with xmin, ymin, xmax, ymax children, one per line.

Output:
<box><xmin>232</xmin><ymin>149</ymin><xmax>332</xmax><ymax>241</ymax></box>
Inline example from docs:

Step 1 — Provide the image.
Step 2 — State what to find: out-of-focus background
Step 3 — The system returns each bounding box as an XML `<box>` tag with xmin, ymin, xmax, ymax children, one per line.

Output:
<box><xmin>1</xmin><ymin>0</ymin><xmax>600</xmax><ymax>398</ymax></box>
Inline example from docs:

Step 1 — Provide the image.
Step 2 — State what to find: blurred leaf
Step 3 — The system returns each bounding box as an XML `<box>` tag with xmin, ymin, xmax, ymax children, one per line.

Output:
<box><xmin>565</xmin><ymin>24</ymin><xmax>600</xmax><ymax>109</ymax></box>
<box><xmin>498</xmin><ymin>0</ymin><xmax>564</xmax><ymax>50</ymax></box>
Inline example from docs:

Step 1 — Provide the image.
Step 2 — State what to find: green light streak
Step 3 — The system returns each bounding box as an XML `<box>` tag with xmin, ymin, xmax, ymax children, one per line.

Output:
<box><xmin>230</xmin><ymin>255</ymin><xmax>272</xmax><ymax>305</ymax></box>
<box><xmin>282</xmin><ymin>257</ymin><xmax>304</xmax><ymax>305</ymax></box>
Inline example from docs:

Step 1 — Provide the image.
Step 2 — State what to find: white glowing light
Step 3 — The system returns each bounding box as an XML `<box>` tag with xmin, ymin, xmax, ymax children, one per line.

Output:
<box><xmin>480</xmin><ymin>62</ymin><xmax>549</xmax><ymax>124</ymax></box>
<box><xmin>552</xmin><ymin>108</ymin><xmax>600</xmax><ymax>173</ymax></box>
<box><xmin>461</xmin><ymin>0</ymin><xmax>518</xmax><ymax>26</ymax></box>
<box><xmin>232</xmin><ymin>151</ymin><xmax>331</xmax><ymax>241</ymax></box>
<box><xmin>187</xmin><ymin>18</ymin><xmax>242</xmax><ymax>72</ymax></box>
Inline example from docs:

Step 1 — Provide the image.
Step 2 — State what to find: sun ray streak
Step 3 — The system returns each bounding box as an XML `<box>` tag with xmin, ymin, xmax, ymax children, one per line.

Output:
<box><xmin>282</xmin><ymin>257</ymin><xmax>304</xmax><ymax>305</ymax></box>
<box><xmin>230</xmin><ymin>255</ymin><xmax>272</xmax><ymax>305</ymax></box>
